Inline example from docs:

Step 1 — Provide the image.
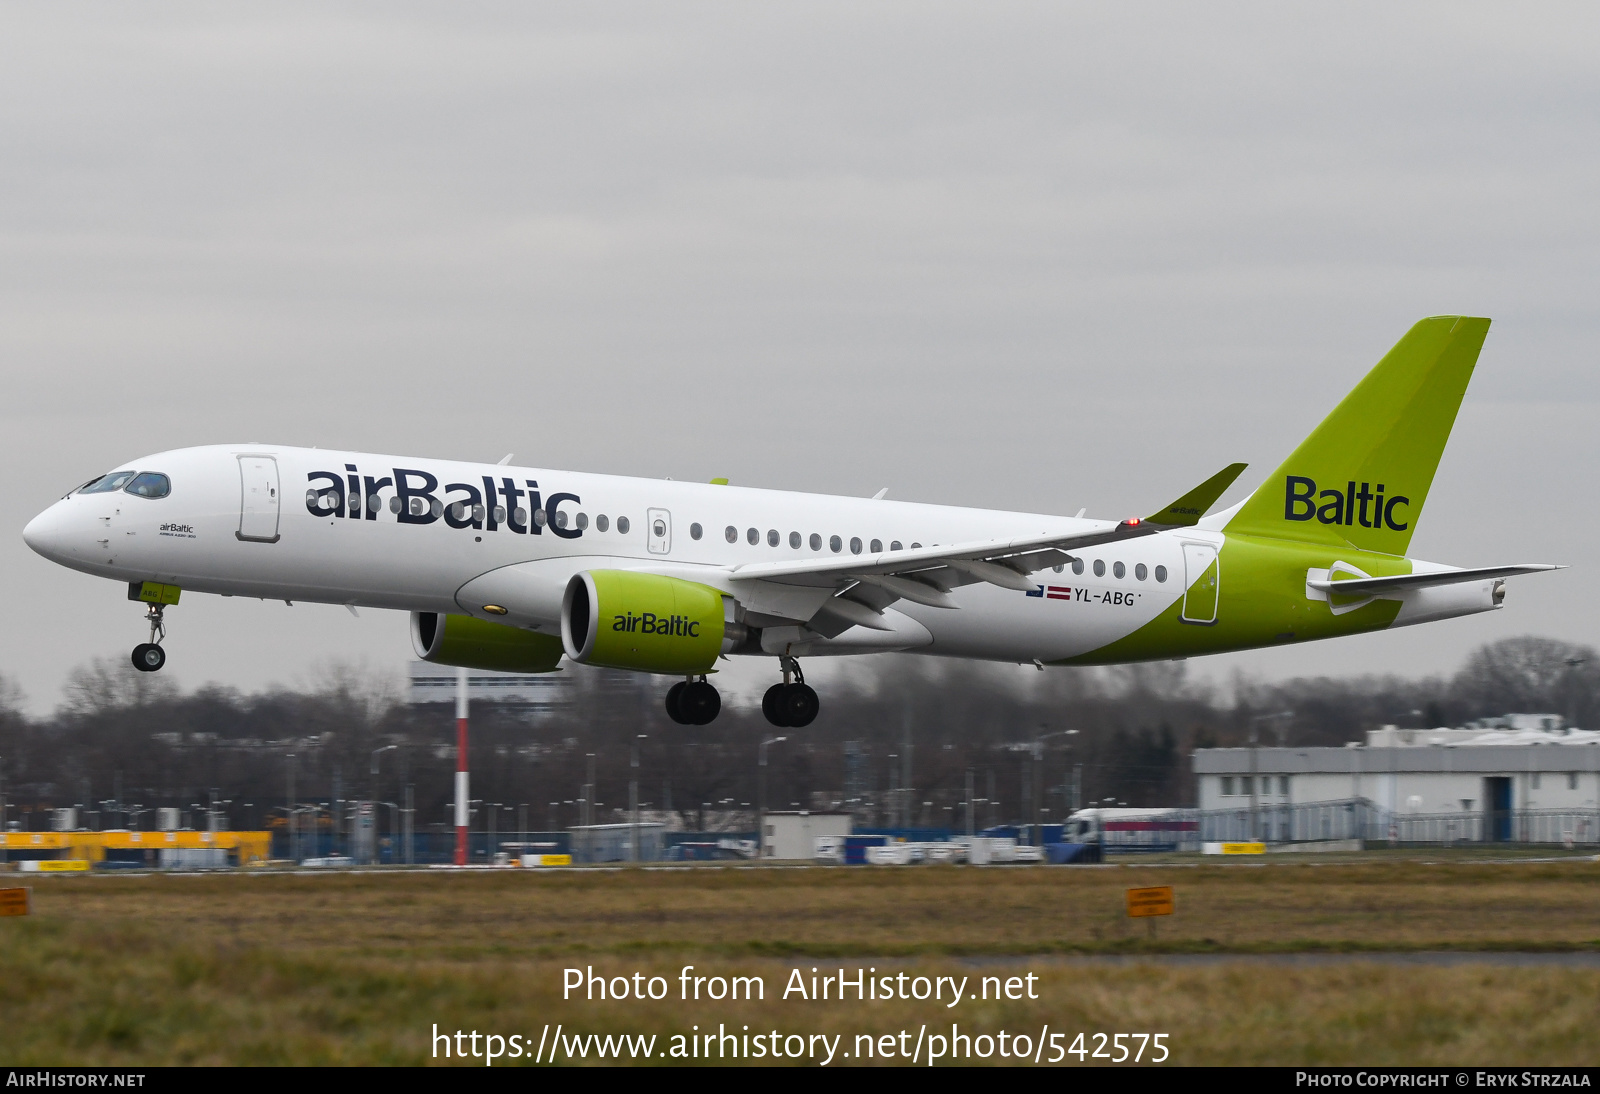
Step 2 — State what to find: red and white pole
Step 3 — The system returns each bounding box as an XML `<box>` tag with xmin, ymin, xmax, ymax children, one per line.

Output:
<box><xmin>454</xmin><ymin>665</ymin><xmax>469</xmax><ymax>866</ymax></box>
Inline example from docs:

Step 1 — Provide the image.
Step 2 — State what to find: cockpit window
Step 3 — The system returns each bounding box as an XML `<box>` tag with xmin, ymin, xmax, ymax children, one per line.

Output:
<box><xmin>124</xmin><ymin>472</ymin><xmax>171</xmax><ymax>499</ymax></box>
<box><xmin>78</xmin><ymin>471</ymin><xmax>138</xmax><ymax>494</ymax></box>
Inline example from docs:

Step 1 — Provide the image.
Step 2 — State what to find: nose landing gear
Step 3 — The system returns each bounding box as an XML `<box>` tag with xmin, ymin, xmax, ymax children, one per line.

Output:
<box><xmin>666</xmin><ymin>676</ymin><xmax>721</xmax><ymax>725</ymax></box>
<box><xmin>131</xmin><ymin>602</ymin><xmax>167</xmax><ymax>673</ymax></box>
<box><xmin>762</xmin><ymin>655</ymin><xmax>818</xmax><ymax>728</ymax></box>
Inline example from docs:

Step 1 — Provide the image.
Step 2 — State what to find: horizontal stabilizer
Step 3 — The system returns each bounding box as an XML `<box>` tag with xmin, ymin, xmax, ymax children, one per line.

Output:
<box><xmin>1307</xmin><ymin>564</ymin><xmax>1562</xmax><ymax>597</ymax></box>
<box><xmin>1147</xmin><ymin>463</ymin><xmax>1248</xmax><ymax>527</ymax></box>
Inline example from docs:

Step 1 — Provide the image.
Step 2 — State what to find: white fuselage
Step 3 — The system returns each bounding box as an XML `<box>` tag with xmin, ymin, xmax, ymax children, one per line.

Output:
<box><xmin>23</xmin><ymin>444</ymin><xmax>1199</xmax><ymax>664</ymax></box>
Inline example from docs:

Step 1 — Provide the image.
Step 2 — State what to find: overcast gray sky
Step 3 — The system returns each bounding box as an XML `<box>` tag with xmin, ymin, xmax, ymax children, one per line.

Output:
<box><xmin>3</xmin><ymin>2</ymin><xmax>1596</xmax><ymax>714</ymax></box>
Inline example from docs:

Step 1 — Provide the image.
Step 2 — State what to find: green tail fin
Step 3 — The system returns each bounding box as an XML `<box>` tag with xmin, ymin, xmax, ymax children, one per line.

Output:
<box><xmin>1225</xmin><ymin>316</ymin><xmax>1490</xmax><ymax>556</ymax></box>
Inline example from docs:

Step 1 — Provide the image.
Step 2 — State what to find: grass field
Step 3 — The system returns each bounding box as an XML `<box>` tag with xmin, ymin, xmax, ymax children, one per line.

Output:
<box><xmin>3</xmin><ymin>857</ymin><xmax>1599</xmax><ymax>1066</ymax></box>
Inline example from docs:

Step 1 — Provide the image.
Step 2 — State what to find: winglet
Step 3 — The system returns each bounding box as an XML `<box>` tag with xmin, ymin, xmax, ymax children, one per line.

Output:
<box><xmin>1147</xmin><ymin>463</ymin><xmax>1248</xmax><ymax>527</ymax></box>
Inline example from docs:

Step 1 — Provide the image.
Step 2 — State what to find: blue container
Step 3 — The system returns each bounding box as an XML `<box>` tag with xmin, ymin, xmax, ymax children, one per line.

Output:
<box><xmin>843</xmin><ymin>835</ymin><xmax>889</xmax><ymax>865</ymax></box>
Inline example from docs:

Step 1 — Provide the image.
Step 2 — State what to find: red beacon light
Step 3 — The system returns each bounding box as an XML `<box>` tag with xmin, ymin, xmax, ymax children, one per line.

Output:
<box><xmin>1122</xmin><ymin>517</ymin><xmax>1142</xmax><ymax>527</ymax></box>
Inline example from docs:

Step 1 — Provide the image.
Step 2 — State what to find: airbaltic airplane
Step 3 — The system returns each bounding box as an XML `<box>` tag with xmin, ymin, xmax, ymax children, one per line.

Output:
<box><xmin>23</xmin><ymin>316</ymin><xmax>1558</xmax><ymax>728</ymax></box>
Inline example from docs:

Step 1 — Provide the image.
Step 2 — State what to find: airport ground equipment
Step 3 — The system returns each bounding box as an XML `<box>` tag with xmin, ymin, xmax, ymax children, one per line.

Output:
<box><xmin>0</xmin><ymin>830</ymin><xmax>271</xmax><ymax>866</ymax></box>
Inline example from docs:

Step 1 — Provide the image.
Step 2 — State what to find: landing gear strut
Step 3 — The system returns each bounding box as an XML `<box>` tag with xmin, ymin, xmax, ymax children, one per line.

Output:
<box><xmin>131</xmin><ymin>603</ymin><xmax>167</xmax><ymax>673</ymax></box>
<box><xmin>666</xmin><ymin>676</ymin><xmax>721</xmax><ymax>725</ymax></box>
<box><xmin>762</xmin><ymin>655</ymin><xmax>818</xmax><ymax>728</ymax></box>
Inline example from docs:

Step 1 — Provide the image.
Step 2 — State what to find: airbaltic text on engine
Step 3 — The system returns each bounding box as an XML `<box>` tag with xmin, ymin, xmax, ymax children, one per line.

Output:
<box><xmin>615</xmin><ymin>613</ymin><xmax>701</xmax><ymax>636</ymax></box>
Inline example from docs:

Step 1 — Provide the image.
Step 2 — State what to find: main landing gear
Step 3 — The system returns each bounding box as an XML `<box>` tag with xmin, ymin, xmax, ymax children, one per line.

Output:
<box><xmin>666</xmin><ymin>676</ymin><xmax>721</xmax><ymax>725</ymax></box>
<box><xmin>763</xmin><ymin>655</ymin><xmax>818</xmax><ymax>728</ymax></box>
<box><xmin>131</xmin><ymin>602</ymin><xmax>167</xmax><ymax>673</ymax></box>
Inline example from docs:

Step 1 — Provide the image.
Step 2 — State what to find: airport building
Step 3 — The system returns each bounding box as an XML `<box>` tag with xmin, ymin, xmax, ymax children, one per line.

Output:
<box><xmin>407</xmin><ymin>661</ymin><xmax>567</xmax><ymax>710</ymax></box>
<box><xmin>760</xmin><ymin>810</ymin><xmax>853</xmax><ymax>859</ymax></box>
<box><xmin>1193</xmin><ymin>715</ymin><xmax>1600</xmax><ymax>844</ymax></box>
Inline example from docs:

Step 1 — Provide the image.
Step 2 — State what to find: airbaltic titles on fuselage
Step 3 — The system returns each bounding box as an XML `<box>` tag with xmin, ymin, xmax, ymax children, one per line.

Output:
<box><xmin>304</xmin><ymin>465</ymin><xmax>584</xmax><ymax>538</ymax></box>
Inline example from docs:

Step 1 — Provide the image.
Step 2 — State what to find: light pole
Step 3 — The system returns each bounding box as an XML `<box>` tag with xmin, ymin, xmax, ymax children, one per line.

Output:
<box><xmin>887</xmin><ymin>753</ymin><xmax>898</xmax><ymax>829</ymax></box>
<box><xmin>1031</xmin><ymin>730</ymin><xmax>1078</xmax><ymax>843</ymax></box>
<box><xmin>1248</xmin><ymin>711</ymin><xmax>1292</xmax><ymax>842</ymax></box>
<box><xmin>965</xmin><ymin>768</ymin><xmax>975</xmax><ymax>839</ymax></box>
<box><xmin>758</xmin><ymin>736</ymin><xmax>787</xmax><ymax>856</ymax></box>
<box><xmin>404</xmin><ymin>783</ymin><xmax>415</xmax><ymax>865</ymax></box>
<box><xmin>630</xmin><ymin>735</ymin><xmax>646</xmax><ymax>863</ymax></box>
<box><xmin>286</xmin><ymin>752</ymin><xmax>296</xmax><ymax>862</ymax></box>
<box><xmin>369</xmin><ymin>745</ymin><xmax>397</xmax><ymax>864</ymax></box>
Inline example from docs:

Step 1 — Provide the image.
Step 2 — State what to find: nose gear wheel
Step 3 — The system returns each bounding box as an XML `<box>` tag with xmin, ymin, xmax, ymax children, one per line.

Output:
<box><xmin>131</xmin><ymin>602</ymin><xmax>168</xmax><ymax>673</ymax></box>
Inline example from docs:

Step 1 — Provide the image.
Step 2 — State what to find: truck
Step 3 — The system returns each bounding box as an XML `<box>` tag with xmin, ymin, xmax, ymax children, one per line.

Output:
<box><xmin>1064</xmin><ymin>808</ymin><xmax>1199</xmax><ymax>853</ymax></box>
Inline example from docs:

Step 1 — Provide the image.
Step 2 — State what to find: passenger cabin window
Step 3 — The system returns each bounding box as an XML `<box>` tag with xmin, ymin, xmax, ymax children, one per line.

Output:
<box><xmin>767</xmin><ymin>529</ymin><xmax>779</xmax><ymax>547</ymax></box>
<box><xmin>829</xmin><ymin>535</ymin><xmax>842</xmax><ymax>553</ymax></box>
<box><xmin>870</xmin><ymin>539</ymin><xmax>883</xmax><ymax>552</ymax></box>
<box><xmin>688</xmin><ymin>522</ymin><xmax>700</xmax><ymax>540</ymax></box>
<box><xmin>809</xmin><ymin>533</ymin><xmax>822</xmax><ymax>551</ymax></box>
<box><xmin>1154</xmin><ymin>565</ymin><xmax>1167</xmax><ymax>582</ymax></box>
<box><xmin>123</xmin><ymin>472</ymin><xmax>171</xmax><ymax>498</ymax></box>
<box><xmin>616</xmin><ymin>516</ymin><xmax>630</xmax><ymax>534</ymax></box>
<box><xmin>79</xmin><ymin>471</ymin><xmax>138</xmax><ymax>494</ymax></box>
<box><xmin>725</xmin><ymin>525</ymin><xmax>738</xmax><ymax>543</ymax></box>
<box><xmin>1072</xmin><ymin>558</ymin><xmax>1084</xmax><ymax>575</ymax></box>
<box><xmin>890</xmin><ymin>541</ymin><xmax>903</xmax><ymax>551</ymax></box>
<box><xmin>1093</xmin><ymin>559</ymin><xmax>1106</xmax><ymax>577</ymax></box>
<box><xmin>597</xmin><ymin>515</ymin><xmax>611</xmax><ymax>532</ymax></box>
<box><xmin>789</xmin><ymin>531</ymin><xmax>801</xmax><ymax>549</ymax></box>
<box><xmin>1112</xmin><ymin>561</ymin><xmax>1125</xmax><ymax>579</ymax></box>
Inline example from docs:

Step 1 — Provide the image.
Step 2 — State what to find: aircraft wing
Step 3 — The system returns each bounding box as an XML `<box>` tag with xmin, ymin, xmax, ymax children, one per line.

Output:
<box><xmin>726</xmin><ymin>520</ymin><xmax>1155</xmax><ymax>636</ymax></box>
<box><xmin>1306</xmin><ymin>563</ymin><xmax>1563</xmax><ymax>596</ymax></box>
<box><xmin>727</xmin><ymin>519</ymin><xmax>1153</xmax><ymax>591</ymax></box>
<box><xmin>726</xmin><ymin>465</ymin><xmax>1250</xmax><ymax>637</ymax></box>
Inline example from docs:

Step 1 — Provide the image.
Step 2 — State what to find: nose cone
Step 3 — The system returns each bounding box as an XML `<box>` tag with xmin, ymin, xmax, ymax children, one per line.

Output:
<box><xmin>24</xmin><ymin>501</ymin><xmax>78</xmax><ymax>563</ymax></box>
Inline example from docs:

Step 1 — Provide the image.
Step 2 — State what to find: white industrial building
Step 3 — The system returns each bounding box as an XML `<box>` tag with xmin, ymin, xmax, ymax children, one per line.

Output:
<box><xmin>761</xmin><ymin>811</ymin><xmax>852</xmax><ymax>859</ymax></box>
<box><xmin>1193</xmin><ymin>715</ymin><xmax>1600</xmax><ymax>844</ymax></box>
<box><xmin>407</xmin><ymin>661</ymin><xmax>566</xmax><ymax>710</ymax></box>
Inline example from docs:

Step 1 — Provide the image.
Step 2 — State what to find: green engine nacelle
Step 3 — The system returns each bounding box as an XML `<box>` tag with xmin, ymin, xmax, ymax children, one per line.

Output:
<box><xmin>410</xmin><ymin>612</ymin><xmax>565</xmax><ymax>673</ymax></box>
<box><xmin>561</xmin><ymin>570</ymin><xmax>726</xmax><ymax>675</ymax></box>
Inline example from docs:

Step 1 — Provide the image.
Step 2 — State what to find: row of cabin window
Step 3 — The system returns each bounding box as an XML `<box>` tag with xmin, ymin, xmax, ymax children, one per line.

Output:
<box><xmin>1221</xmin><ymin>776</ymin><xmax>1290</xmax><ymax>796</ymax></box>
<box><xmin>698</xmin><ymin>525</ymin><xmax>924</xmax><ymax>554</ymax></box>
<box><xmin>308</xmin><ymin>492</ymin><xmax>627</xmax><ymax>534</ymax></box>
<box><xmin>1052</xmin><ymin>558</ymin><xmax>1169</xmax><ymax>582</ymax></box>
<box><xmin>314</xmin><ymin>494</ymin><xmax>1174</xmax><ymax>586</ymax></box>
<box><xmin>354</xmin><ymin>493</ymin><xmax>630</xmax><ymax>534</ymax></box>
